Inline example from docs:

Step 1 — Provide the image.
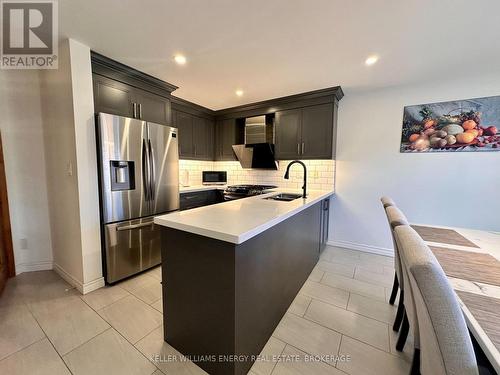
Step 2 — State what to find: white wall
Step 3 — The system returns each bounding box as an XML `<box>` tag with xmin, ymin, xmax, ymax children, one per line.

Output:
<box><xmin>330</xmin><ymin>73</ymin><xmax>500</xmax><ymax>255</ymax></box>
<box><xmin>0</xmin><ymin>70</ymin><xmax>53</xmax><ymax>273</ymax></box>
<box><xmin>41</xmin><ymin>39</ymin><xmax>103</xmax><ymax>293</ymax></box>
<box><xmin>41</xmin><ymin>40</ymin><xmax>85</xmax><ymax>283</ymax></box>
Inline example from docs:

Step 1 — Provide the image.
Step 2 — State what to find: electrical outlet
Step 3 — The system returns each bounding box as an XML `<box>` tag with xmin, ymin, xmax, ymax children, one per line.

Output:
<box><xmin>66</xmin><ymin>161</ymin><xmax>73</xmax><ymax>176</ymax></box>
<box><xmin>20</xmin><ymin>238</ymin><xmax>28</xmax><ymax>250</ymax></box>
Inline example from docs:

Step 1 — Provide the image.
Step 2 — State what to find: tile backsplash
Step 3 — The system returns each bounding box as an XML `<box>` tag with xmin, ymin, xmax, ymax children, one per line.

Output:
<box><xmin>179</xmin><ymin>159</ymin><xmax>335</xmax><ymax>191</ymax></box>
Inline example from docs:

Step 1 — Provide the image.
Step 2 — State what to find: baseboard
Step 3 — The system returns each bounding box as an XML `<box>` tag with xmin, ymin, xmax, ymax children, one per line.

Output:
<box><xmin>327</xmin><ymin>239</ymin><xmax>394</xmax><ymax>257</ymax></box>
<box><xmin>53</xmin><ymin>263</ymin><xmax>104</xmax><ymax>295</ymax></box>
<box><xmin>15</xmin><ymin>260</ymin><xmax>53</xmax><ymax>275</ymax></box>
<box><xmin>82</xmin><ymin>277</ymin><xmax>105</xmax><ymax>294</ymax></box>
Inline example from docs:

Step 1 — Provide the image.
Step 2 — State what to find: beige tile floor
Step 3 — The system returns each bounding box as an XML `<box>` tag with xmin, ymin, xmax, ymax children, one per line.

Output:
<box><xmin>0</xmin><ymin>246</ymin><xmax>412</xmax><ymax>375</ymax></box>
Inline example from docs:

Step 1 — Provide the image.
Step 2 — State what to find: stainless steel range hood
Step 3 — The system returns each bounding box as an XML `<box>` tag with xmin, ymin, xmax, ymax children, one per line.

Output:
<box><xmin>232</xmin><ymin>115</ymin><xmax>278</xmax><ymax>170</ymax></box>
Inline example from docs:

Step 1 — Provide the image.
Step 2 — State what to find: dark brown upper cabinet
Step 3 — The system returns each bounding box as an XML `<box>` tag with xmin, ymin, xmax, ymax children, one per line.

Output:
<box><xmin>135</xmin><ymin>88</ymin><xmax>171</xmax><ymax>124</ymax></box>
<box><xmin>92</xmin><ymin>75</ymin><xmax>135</xmax><ymax>118</ymax></box>
<box><xmin>173</xmin><ymin>109</ymin><xmax>215</xmax><ymax>160</ymax></box>
<box><xmin>215</xmin><ymin>119</ymin><xmax>239</xmax><ymax>161</ymax></box>
<box><xmin>275</xmin><ymin>102</ymin><xmax>337</xmax><ymax>160</ymax></box>
<box><xmin>275</xmin><ymin>109</ymin><xmax>301</xmax><ymax>159</ymax></box>
<box><xmin>93</xmin><ymin>74</ymin><xmax>171</xmax><ymax>125</ymax></box>
<box><xmin>91</xmin><ymin>52</ymin><xmax>343</xmax><ymax>163</ymax></box>
<box><xmin>91</xmin><ymin>51</ymin><xmax>177</xmax><ymax>126</ymax></box>
<box><xmin>174</xmin><ymin>110</ymin><xmax>194</xmax><ymax>157</ymax></box>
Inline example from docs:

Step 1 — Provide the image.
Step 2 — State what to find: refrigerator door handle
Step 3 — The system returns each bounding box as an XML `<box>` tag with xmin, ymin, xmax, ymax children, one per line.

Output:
<box><xmin>148</xmin><ymin>139</ymin><xmax>156</xmax><ymax>200</ymax></box>
<box><xmin>116</xmin><ymin>222</ymin><xmax>154</xmax><ymax>231</ymax></box>
<box><xmin>142</xmin><ymin>139</ymin><xmax>150</xmax><ymax>201</ymax></box>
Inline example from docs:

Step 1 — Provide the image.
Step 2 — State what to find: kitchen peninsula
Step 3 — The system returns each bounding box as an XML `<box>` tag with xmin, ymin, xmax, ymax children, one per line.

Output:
<box><xmin>154</xmin><ymin>189</ymin><xmax>333</xmax><ymax>375</ymax></box>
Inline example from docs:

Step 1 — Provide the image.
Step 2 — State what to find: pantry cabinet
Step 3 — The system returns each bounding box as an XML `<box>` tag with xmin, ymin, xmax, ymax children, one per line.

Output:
<box><xmin>275</xmin><ymin>102</ymin><xmax>337</xmax><ymax>160</ymax></box>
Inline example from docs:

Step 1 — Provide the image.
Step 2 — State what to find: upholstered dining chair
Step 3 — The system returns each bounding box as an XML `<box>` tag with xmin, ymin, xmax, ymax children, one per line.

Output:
<box><xmin>395</xmin><ymin>225</ymin><xmax>479</xmax><ymax>375</ymax></box>
<box><xmin>381</xmin><ymin>196</ymin><xmax>396</xmax><ymax>208</ymax></box>
<box><xmin>380</xmin><ymin>197</ymin><xmax>398</xmax><ymax>302</ymax></box>
<box><xmin>385</xmin><ymin>205</ymin><xmax>409</xmax><ymax>335</ymax></box>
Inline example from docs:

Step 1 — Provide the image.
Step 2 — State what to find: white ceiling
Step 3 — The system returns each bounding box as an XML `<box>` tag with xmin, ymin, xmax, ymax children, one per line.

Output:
<box><xmin>59</xmin><ymin>0</ymin><xmax>500</xmax><ymax>110</ymax></box>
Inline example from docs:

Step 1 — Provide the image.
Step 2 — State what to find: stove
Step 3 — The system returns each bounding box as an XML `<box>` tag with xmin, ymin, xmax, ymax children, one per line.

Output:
<box><xmin>223</xmin><ymin>184</ymin><xmax>277</xmax><ymax>201</ymax></box>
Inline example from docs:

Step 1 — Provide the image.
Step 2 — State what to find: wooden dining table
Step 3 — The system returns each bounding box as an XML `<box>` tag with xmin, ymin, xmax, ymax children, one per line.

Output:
<box><xmin>410</xmin><ymin>224</ymin><xmax>500</xmax><ymax>373</ymax></box>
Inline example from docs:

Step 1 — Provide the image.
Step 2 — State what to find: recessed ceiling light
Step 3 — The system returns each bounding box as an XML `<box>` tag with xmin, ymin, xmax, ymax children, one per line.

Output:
<box><xmin>365</xmin><ymin>55</ymin><xmax>379</xmax><ymax>66</ymax></box>
<box><xmin>235</xmin><ymin>89</ymin><xmax>244</xmax><ymax>97</ymax></box>
<box><xmin>174</xmin><ymin>54</ymin><xmax>187</xmax><ymax>65</ymax></box>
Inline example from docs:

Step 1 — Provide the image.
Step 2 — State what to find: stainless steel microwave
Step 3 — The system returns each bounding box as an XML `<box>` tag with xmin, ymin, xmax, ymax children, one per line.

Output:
<box><xmin>202</xmin><ymin>171</ymin><xmax>227</xmax><ymax>185</ymax></box>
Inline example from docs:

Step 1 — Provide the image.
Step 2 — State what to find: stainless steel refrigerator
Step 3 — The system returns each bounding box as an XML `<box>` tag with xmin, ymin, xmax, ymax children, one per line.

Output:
<box><xmin>96</xmin><ymin>113</ymin><xmax>179</xmax><ymax>283</ymax></box>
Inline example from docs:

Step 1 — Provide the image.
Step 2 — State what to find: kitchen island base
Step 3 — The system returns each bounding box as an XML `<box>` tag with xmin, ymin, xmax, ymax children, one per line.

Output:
<box><xmin>160</xmin><ymin>202</ymin><xmax>322</xmax><ymax>375</ymax></box>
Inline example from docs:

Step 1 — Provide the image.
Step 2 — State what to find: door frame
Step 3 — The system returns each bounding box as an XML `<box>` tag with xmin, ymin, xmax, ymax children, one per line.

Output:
<box><xmin>0</xmin><ymin>132</ymin><xmax>15</xmax><ymax>280</ymax></box>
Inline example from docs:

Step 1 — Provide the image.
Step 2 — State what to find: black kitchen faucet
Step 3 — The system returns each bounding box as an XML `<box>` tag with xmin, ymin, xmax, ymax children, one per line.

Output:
<box><xmin>284</xmin><ymin>160</ymin><xmax>307</xmax><ymax>198</ymax></box>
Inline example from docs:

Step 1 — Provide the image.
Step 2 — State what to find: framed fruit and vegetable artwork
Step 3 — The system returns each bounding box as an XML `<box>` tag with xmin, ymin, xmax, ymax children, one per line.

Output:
<box><xmin>400</xmin><ymin>95</ymin><xmax>500</xmax><ymax>152</ymax></box>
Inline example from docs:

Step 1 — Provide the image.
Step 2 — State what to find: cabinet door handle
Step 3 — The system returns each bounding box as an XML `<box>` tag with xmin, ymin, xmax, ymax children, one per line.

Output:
<box><xmin>302</xmin><ymin>142</ymin><xmax>305</xmax><ymax>155</ymax></box>
<box><xmin>297</xmin><ymin>143</ymin><xmax>300</xmax><ymax>155</ymax></box>
<box><xmin>138</xmin><ymin>103</ymin><xmax>142</xmax><ymax>119</ymax></box>
<box><xmin>133</xmin><ymin>102</ymin><xmax>137</xmax><ymax>118</ymax></box>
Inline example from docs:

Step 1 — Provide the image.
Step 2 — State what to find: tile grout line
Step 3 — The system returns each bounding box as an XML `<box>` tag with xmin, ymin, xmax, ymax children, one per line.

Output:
<box><xmin>83</xmin><ymin>294</ymin><xmax>163</xmax><ymax>347</ymax></box>
<box><xmin>26</xmin><ymin>305</ymin><xmax>76</xmax><ymax>375</ymax></box>
<box><xmin>299</xmin><ymin>303</ymin><xmax>398</xmax><ymax>356</ymax></box>
<box><xmin>302</xmin><ymin>297</ymin><xmax>313</xmax><ymax>317</ymax></box>
<box><xmin>74</xmin><ymin>276</ymin><xmax>183</xmax><ymax>373</ymax></box>
<box><xmin>60</xmin><ymin>327</ymin><xmax>114</xmax><ymax>359</ymax></box>
<box><xmin>335</xmin><ymin>334</ymin><xmax>344</xmax><ymax>369</ymax></box>
<box><xmin>273</xmin><ymin>341</ymin><xmax>350</xmax><ymax>374</ymax></box>
<box><xmin>303</xmin><ymin>287</ymin><xmax>398</xmax><ymax>326</ymax></box>
<box><xmin>0</xmin><ymin>335</ymin><xmax>46</xmax><ymax>364</ymax></box>
<box><xmin>76</xmin><ymin>289</ymin><xmax>163</xmax><ymax>352</ymax></box>
<box><xmin>320</xmin><ymin>267</ymin><xmax>392</xmax><ymax>288</ymax></box>
<box><xmin>78</xmin><ymin>283</ymin><xmax>168</xmax><ymax>371</ymax></box>
<box><xmin>115</xmin><ymin>324</ymin><xmax>167</xmax><ymax>372</ymax></box>
<box><xmin>78</xmin><ymin>289</ymin><xmax>130</xmax><ymax>312</ymax></box>
<box><xmin>316</xmin><ymin>275</ymin><xmax>387</xmax><ymax>301</ymax></box>
<box><xmin>267</xmin><ymin>339</ymin><xmax>287</xmax><ymax>375</ymax></box>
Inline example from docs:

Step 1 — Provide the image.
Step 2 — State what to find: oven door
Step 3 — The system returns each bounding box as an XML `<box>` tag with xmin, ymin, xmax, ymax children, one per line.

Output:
<box><xmin>103</xmin><ymin>215</ymin><xmax>161</xmax><ymax>283</ymax></box>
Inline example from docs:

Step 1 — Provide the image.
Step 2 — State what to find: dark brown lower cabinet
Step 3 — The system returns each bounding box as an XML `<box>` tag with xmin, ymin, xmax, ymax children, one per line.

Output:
<box><xmin>179</xmin><ymin>190</ymin><xmax>224</xmax><ymax>210</ymax></box>
<box><xmin>159</xmin><ymin>202</ymin><xmax>321</xmax><ymax>375</ymax></box>
<box><xmin>320</xmin><ymin>198</ymin><xmax>330</xmax><ymax>251</ymax></box>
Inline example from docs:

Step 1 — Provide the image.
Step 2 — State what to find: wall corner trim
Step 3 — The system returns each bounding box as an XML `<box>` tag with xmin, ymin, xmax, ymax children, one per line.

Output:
<box><xmin>53</xmin><ymin>262</ymin><xmax>104</xmax><ymax>294</ymax></box>
<box><xmin>326</xmin><ymin>240</ymin><xmax>394</xmax><ymax>258</ymax></box>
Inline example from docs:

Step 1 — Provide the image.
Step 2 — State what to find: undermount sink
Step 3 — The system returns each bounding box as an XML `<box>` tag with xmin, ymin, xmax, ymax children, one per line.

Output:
<box><xmin>264</xmin><ymin>193</ymin><xmax>303</xmax><ymax>202</ymax></box>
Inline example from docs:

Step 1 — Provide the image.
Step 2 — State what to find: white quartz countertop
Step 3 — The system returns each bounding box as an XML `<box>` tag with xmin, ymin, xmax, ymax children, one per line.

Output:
<box><xmin>154</xmin><ymin>189</ymin><xmax>334</xmax><ymax>244</ymax></box>
<box><xmin>179</xmin><ymin>185</ymin><xmax>227</xmax><ymax>193</ymax></box>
